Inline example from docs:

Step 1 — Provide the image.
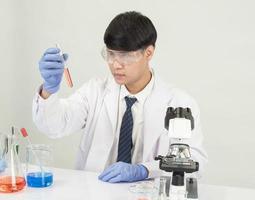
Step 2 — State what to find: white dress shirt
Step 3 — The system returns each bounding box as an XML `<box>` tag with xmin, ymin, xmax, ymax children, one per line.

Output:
<box><xmin>106</xmin><ymin>72</ymin><xmax>155</xmax><ymax>166</ymax></box>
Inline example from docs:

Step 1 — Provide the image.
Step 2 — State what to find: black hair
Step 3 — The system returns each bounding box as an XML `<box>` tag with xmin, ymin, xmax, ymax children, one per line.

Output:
<box><xmin>104</xmin><ymin>11</ymin><xmax>157</xmax><ymax>51</ymax></box>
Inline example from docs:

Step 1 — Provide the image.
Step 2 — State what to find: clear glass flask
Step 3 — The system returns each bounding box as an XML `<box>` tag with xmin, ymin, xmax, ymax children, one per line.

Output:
<box><xmin>0</xmin><ymin>132</ymin><xmax>26</xmax><ymax>193</ymax></box>
<box><xmin>0</xmin><ymin>132</ymin><xmax>7</xmax><ymax>172</ymax></box>
<box><xmin>26</xmin><ymin>144</ymin><xmax>53</xmax><ymax>187</ymax></box>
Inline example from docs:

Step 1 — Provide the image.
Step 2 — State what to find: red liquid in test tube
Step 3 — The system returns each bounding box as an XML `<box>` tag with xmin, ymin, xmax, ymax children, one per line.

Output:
<box><xmin>56</xmin><ymin>44</ymin><xmax>73</xmax><ymax>88</ymax></box>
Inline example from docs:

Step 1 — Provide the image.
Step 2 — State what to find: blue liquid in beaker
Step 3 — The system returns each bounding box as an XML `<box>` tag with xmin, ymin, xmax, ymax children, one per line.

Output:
<box><xmin>27</xmin><ymin>172</ymin><xmax>53</xmax><ymax>187</ymax></box>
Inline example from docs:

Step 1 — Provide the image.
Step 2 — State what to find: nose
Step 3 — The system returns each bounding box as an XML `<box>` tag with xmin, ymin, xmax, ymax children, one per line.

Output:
<box><xmin>112</xmin><ymin>59</ymin><xmax>123</xmax><ymax>69</ymax></box>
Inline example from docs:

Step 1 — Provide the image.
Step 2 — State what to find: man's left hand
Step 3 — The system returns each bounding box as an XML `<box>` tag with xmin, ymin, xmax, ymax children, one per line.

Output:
<box><xmin>98</xmin><ymin>162</ymin><xmax>148</xmax><ymax>183</ymax></box>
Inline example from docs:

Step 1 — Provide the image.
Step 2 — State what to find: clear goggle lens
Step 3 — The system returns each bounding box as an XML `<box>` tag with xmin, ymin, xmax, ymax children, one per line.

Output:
<box><xmin>101</xmin><ymin>46</ymin><xmax>144</xmax><ymax>65</ymax></box>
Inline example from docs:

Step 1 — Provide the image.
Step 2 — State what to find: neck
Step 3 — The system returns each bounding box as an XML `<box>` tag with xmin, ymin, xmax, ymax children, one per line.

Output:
<box><xmin>126</xmin><ymin>69</ymin><xmax>152</xmax><ymax>94</ymax></box>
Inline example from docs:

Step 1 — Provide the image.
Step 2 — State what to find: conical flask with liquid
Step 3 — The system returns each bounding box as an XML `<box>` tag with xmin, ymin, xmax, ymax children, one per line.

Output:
<box><xmin>0</xmin><ymin>129</ymin><xmax>26</xmax><ymax>193</ymax></box>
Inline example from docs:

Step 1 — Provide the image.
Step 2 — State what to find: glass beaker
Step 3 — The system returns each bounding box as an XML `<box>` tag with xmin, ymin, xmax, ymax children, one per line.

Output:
<box><xmin>26</xmin><ymin>144</ymin><xmax>53</xmax><ymax>187</ymax></box>
<box><xmin>0</xmin><ymin>133</ymin><xmax>26</xmax><ymax>193</ymax></box>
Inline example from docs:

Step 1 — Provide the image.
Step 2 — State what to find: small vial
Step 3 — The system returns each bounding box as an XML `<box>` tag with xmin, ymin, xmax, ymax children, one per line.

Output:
<box><xmin>157</xmin><ymin>177</ymin><xmax>167</xmax><ymax>200</ymax></box>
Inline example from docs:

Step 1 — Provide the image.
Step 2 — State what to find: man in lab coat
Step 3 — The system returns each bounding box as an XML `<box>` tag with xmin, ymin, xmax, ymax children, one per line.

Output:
<box><xmin>33</xmin><ymin>11</ymin><xmax>208</xmax><ymax>183</ymax></box>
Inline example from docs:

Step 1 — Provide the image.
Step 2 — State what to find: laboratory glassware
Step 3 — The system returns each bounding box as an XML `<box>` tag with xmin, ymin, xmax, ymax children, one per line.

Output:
<box><xmin>26</xmin><ymin>144</ymin><xmax>53</xmax><ymax>187</ymax></box>
<box><xmin>0</xmin><ymin>130</ymin><xmax>26</xmax><ymax>193</ymax></box>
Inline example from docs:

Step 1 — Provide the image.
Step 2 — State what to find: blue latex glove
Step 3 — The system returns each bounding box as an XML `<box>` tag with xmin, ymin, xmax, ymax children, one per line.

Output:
<box><xmin>98</xmin><ymin>162</ymin><xmax>148</xmax><ymax>183</ymax></box>
<box><xmin>39</xmin><ymin>47</ymin><xmax>68</xmax><ymax>94</ymax></box>
<box><xmin>0</xmin><ymin>159</ymin><xmax>7</xmax><ymax>172</ymax></box>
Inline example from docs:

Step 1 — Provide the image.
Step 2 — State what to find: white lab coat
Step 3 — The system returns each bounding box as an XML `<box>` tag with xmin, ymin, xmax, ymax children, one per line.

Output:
<box><xmin>32</xmin><ymin>73</ymin><xmax>208</xmax><ymax>178</ymax></box>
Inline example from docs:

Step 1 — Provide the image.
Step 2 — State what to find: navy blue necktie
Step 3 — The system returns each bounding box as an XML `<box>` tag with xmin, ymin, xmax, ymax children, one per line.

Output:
<box><xmin>117</xmin><ymin>96</ymin><xmax>137</xmax><ymax>163</ymax></box>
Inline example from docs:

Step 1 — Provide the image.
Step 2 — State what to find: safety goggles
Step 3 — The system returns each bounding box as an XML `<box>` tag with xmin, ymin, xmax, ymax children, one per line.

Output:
<box><xmin>101</xmin><ymin>46</ymin><xmax>145</xmax><ymax>65</ymax></box>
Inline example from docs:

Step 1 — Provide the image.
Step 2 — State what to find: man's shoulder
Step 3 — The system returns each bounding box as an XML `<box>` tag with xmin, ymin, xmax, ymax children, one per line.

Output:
<box><xmin>154</xmin><ymin>75</ymin><xmax>198</xmax><ymax>109</ymax></box>
<box><xmin>154</xmin><ymin>75</ymin><xmax>192</xmax><ymax>97</ymax></box>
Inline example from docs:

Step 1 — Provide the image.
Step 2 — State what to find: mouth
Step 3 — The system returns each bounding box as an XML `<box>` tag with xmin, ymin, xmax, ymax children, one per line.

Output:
<box><xmin>113</xmin><ymin>73</ymin><xmax>126</xmax><ymax>81</ymax></box>
<box><xmin>114</xmin><ymin>73</ymin><xmax>125</xmax><ymax>77</ymax></box>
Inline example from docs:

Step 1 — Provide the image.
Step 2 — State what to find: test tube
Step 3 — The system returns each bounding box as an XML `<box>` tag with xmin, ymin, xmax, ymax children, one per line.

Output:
<box><xmin>55</xmin><ymin>44</ymin><xmax>73</xmax><ymax>88</ymax></box>
<box><xmin>20</xmin><ymin>128</ymin><xmax>43</xmax><ymax>172</ymax></box>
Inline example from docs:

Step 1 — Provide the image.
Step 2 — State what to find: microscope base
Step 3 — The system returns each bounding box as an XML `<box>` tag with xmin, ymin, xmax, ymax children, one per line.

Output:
<box><xmin>164</xmin><ymin>177</ymin><xmax>198</xmax><ymax>200</ymax></box>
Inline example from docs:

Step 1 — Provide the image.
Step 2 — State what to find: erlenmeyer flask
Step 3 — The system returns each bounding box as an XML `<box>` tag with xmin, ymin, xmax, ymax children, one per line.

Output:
<box><xmin>0</xmin><ymin>132</ymin><xmax>26</xmax><ymax>193</ymax></box>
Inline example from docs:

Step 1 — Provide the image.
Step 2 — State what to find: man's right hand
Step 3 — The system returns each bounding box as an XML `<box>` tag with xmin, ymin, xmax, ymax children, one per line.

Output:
<box><xmin>39</xmin><ymin>48</ymin><xmax>68</xmax><ymax>95</ymax></box>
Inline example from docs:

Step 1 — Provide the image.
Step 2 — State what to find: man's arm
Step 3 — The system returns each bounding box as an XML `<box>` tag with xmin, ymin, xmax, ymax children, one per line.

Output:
<box><xmin>33</xmin><ymin>84</ymin><xmax>90</xmax><ymax>138</ymax></box>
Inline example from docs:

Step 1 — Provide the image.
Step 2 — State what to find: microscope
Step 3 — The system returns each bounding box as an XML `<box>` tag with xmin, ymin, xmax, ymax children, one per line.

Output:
<box><xmin>155</xmin><ymin>107</ymin><xmax>199</xmax><ymax>200</ymax></box>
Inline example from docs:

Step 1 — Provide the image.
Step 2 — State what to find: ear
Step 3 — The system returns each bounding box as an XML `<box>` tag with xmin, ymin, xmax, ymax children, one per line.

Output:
<box><xmin>144</xmin><ymin>45</ymin><xmax>155</xmax><ymax>61</ymax></box>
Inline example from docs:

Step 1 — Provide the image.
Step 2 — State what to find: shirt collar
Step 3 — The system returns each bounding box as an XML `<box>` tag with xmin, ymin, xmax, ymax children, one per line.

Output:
<box><xmin>120</xmin><ymin>70</ymin><xmax>155</xmax><ymax>105</ymax></box>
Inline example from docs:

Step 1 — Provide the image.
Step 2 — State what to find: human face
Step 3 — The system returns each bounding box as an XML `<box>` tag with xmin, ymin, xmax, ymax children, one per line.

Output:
<box><xmin>102</xmin><ymin>46</ymin><xmax>154</xmax><ymax>91</ymax></box>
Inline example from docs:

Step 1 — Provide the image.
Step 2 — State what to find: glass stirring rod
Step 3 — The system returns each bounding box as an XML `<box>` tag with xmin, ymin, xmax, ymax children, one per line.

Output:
<box><xmin>55</xmin><ymin>44</ymin><xmax>73</xmax><ymax>88</ymax></box>
<box><xmin>20</xmin><ymin>128</ymin><xmax>43</xmax><ymax>172</ymax></box>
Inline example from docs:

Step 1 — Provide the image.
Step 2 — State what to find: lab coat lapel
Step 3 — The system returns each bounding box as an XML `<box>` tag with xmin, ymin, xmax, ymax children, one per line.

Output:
<box><xmin>143</xmin><ymin>77</ymin><xmax>172</xmax><ymax>160</ymax></box>
<box><xmin>85</xmin><ymin>78</ymin><xmax>120</xmax><ymax>171</ymax></box>
<box><xmin>104</xmin><ymin>78</ymin><xmax>121</xmax><ymax>134</ymax></box>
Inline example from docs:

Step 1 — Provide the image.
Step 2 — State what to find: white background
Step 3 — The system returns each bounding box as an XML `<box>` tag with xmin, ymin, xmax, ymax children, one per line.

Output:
<box><xmin>0</xmin><ymin>0</ymin><xmax>254</xmax><ymax>188</ymax></box>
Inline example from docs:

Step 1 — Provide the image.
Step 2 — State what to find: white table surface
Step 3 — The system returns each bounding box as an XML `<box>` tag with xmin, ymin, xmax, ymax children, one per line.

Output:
<box><xmin>0</xmin><ymin>167</ymin><xmax>254</xmax><ymax>200</ymax></box>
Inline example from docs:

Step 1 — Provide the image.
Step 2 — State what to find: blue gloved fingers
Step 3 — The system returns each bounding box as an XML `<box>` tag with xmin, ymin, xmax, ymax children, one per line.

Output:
<box><xmin>41</xmin><ymin>68</ymin><xmax>64</xmax><ymax>78</ymax></box>
<box><xmin>44</xmin><ymin>47</ymin><xmax>61</xmax><ymax>55</ymax></box>
<box><xmin>43</xmin><ymin>49</ymin><xmax>68</xmax><ymax>62</ymax></box>
<box><xmin>39</xmin><ymin>61</ymin><xmax>64</xmax><ymax>70</ymax></box>
<box><xmin>108</xmin><ymin>174</ymin><xmax>122</xmax><ymax>183</ymax></box>
<box><xmin>100</xmin><ymin>169</ymin><xmax>120</xmax><ymax>182</ymax></box>
<box><xmin>38</xmin><ymin>47</ymin><xmax>66</xmax><ymax>94</ymax></box>
<box><xmin>99</xmin><ymin>163</ymin><xmax>148</xmax><ymax>183</ymax></box>
<box><xmin>43</xmin><ymin>54</ymin><xmax>65</xmax><ymax>63</ymax></box>
<box><xmin>98</xmin><ymin>163</ymin><xmax>117</xmax><ymax>179</ymax></box>
<box><xmin>44</xmin><ymin>75</ymin><xmax>62</xmax><ymax>85</ymax></box>
<box><xmin>98</xmin><ymin>167</ymin><xmax>113</xmax><ymax>180</ymax></box>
